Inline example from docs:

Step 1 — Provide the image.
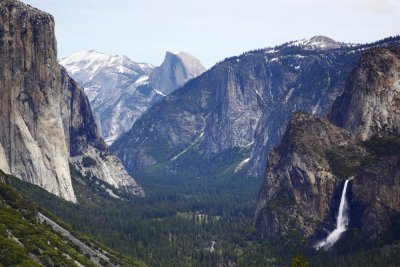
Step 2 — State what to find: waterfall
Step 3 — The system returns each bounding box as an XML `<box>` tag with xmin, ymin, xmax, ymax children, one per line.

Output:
<box><xmin>315</xmin><ymin>179</ymin><xmax>350</xmax><ymax>250</ymax></box>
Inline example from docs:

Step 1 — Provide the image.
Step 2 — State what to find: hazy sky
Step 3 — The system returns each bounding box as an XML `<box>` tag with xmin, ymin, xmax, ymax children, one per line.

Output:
<box><xmin>23</xmin><ymin>0</ymin><xmax>399</xmax><ymax>67</ymax></box>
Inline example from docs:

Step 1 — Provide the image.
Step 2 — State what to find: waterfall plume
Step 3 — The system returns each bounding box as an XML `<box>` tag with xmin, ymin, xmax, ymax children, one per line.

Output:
<box><xmin>315</xmin><ymin>179</ymin><xmax>350</xmax><ymax>250</ymax></box>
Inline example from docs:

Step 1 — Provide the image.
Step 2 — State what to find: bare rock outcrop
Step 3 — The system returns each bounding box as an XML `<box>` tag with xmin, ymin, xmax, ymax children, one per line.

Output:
<box><xmin>331</xmin><ymin>47</ymin><xmax>400</xmax><ymax>140</ymax></box>
<box><xmin>149</xmin><ymin>51</ymin><xmax>206</xmax><ymax>95</ymax></box>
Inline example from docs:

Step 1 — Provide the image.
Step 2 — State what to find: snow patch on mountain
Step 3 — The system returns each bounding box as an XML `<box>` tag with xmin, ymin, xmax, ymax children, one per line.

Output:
<box><xmin>234</xmin><ymin>158</ymin><xmax>250</xmax><ymax>173</ymax></box>
<box><xmin>60</xmin><ymin>51</ymin><xmax>158</xmax><ymax>144</ymax></box>
<box><xmin>61</xmin><ymin>50</ymin><xmax>206</xmax><ymax>144</ymax></box>
<box><xmin>288</xmin><ymin>36</ymin><xmax>344</xmax><ymax>50</ymax></box>
<box><xmin>60</xmin><ymin>50</ymin><xmax>154</xmax><ymax>85</ymax></box>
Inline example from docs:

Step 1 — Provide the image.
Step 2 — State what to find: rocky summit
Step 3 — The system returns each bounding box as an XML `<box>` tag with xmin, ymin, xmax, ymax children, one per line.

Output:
<box><xmin>255</xmin><ymin>47</ymin><xmax>400</xmax><ymax>245</ymax></box>
<box><xmin>0</xmin><ymin>0</ymin><xmax>143</xmax><ymax>202</ymax></box>
<box><xmin>61</xmin><ymin>50</ymin><xmax>205</xmax><ymax>145</ymax></box>
<box><xmin>149</xmin><ymin>51</ymin><xmax>206</xmax><ymax>95</ymax></box>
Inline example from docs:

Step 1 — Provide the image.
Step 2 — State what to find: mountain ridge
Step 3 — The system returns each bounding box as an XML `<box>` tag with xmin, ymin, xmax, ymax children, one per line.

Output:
<box><xmin>61</xmin><ymin>50</ymin><xmax>206</xmax><ymax>144</ymax></box>
<box><xmin>111</xmin><ymin>35</ymin><xmax>400</xmax><ymax>180</ymax></box>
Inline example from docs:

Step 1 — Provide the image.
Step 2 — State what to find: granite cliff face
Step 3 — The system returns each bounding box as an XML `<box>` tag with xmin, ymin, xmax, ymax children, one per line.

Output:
<box><xmin>351</xmin><ymin>152</ymin><xmax>400</xmax><ymax>237</ymax></box>
<box><xmin>0</xmin><ymin>0</ymin><xmax>143</xmax><ymax>201</ymax></box>
<box><xmin>61</xmin><ymin>50</ymin><xmax>205</xmax><ymax>145</ymax></box>
<box><xmin>331</xmin><ymin>47</ymin><xmax>400</xmax><ymax>140</ymax></box>
<box><xmin>149</xmin><ymin>51</ymin><xmax>206</xmax><ymax>95</ymax></box>
<box><xmin>60</xmin><ymin>50</ymin><xmax>159</xmax><ymax>145</ymax></box>
<box><xmin>111</xmin><ymin>36</ymin><xmax>400</xmax><ymax>178</ymax></box>
<box><xmin>255</xmin><ymin>47</ymin><xmax>400</xmax><ymax>245</ymax></box>
<box><xmin>332</xmin><ymin>47</ymin><xmax>400</xmax><ymax>237</ymax></box>
<box><xmin>254</xmin><ymin>112</ymin><xmax>367</xmax><ymax>239</ymax></box>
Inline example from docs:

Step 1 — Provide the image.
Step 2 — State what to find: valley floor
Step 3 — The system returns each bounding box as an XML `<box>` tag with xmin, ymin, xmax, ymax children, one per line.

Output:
<box><xmin>8</xmin><ymin>168</ymin><xmax>400</xmax><ymax>266</ymax></box>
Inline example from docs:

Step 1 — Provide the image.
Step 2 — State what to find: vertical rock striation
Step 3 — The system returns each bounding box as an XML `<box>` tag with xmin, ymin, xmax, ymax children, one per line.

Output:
<box><xmin>255</xmin><ymin>47</ymin><xmax>400</xmax><ymax>243</ymax></box>
<box><xmin>112</xmin><ymin>36</ymin><xmax>400</xmax><ymax>178</ymax></box>
<box><xmin>149</xmin><ymin>51</ymin><xmax>206</xmax><ymax>95</ymax></box>
<box><xmin>0</xmin><ymin>0</ymin><xmax>143</xmax><ymax>201</ymax></box>
<box><xmin>254</xmin><ymin>112</ymin><xmax>366</xmax><ymax>239</ymax></box>
<box><xmin>60</xmin><ymin>50</ymin><xmax>205</xmax><ymax>145</ymax></box>
<box><xmin>60</xmin><ymin>50</ymin><xmax>159</xmax><ymax>145</ymax></box>
<box><xmin>331</xmin><ymin>47</ymin><xmax>400</xmax><ymax>140</ymax></box>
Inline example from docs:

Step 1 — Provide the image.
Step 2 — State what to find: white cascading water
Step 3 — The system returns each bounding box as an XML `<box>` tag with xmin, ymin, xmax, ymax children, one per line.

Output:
<box><xmin>315</xmin><ymin>179</ymin><xmax>350</xmax><ymax>250</ymax></box>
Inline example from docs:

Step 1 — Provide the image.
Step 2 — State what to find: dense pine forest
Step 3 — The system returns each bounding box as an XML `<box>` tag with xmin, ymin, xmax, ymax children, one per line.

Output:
<box><xmin>8</xmin><ymin>161</ymin><xmax>400</xmax><ymax>267</ymax></box>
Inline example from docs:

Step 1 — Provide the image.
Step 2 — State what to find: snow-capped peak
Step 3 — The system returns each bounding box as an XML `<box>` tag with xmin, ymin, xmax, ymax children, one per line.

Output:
<box><xmin>60</xmin><ymin>50</ymin><xmax>154</xmax><ymax>86</ymax></box>
<box><xmin>60</xmin><ymin>49</ymin><xmax>205</xmax><ymax>145</ymax></box>
<box><xmin>288</xmin><ymin>35</ymin><xmax>343</xmax><ymax>50</ymax></box>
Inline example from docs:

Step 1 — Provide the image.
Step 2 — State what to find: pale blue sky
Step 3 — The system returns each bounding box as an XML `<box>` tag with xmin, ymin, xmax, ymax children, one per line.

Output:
<box><xmin>23</xmin><ymin>0</ymin><xmax>400</xmax><ymax>67</ymax></box>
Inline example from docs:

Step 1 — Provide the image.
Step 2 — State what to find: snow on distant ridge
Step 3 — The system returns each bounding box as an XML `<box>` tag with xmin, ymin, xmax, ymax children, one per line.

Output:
<box><xmin>60</xmin><ymin>50</ymin><xmax>205</xmax><ymax>145</ymax></box>
<box><xmin>287</xmin><ymin>36</ymin><xmax>344</xmax><ymax>50</ymax></box>
<box><xmin>60</xmin><ymin>50</ymin><xmax>158</xmax><ymax>145</ymax></box>
<box><xmin>60</xmin><ymin>50</ymin><xmax>154</xmax><ymax>86</ymax></box>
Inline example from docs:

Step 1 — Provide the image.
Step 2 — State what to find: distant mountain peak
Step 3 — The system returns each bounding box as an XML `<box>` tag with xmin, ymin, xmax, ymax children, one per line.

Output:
<box><xmin>61</xmin><ymin>50</ymin><xmax>205</xmax><ymax>145</ymax></box>
<box><xmin>164</xmin><ymin>51</ymin><xmax>204</xmax><ymax>66</ymax></box>
<box><xmin>60</xmin><ymin>50</ymin><xmax>154</xmax><ymax>87</ymax></box>
<box><xmin>309</xmin><ymin>35</ymin><xmax>337</xmax><ymax>43</ymax></box>
<box><xmin>149</xmin><ymin>51</ymin><xmax>206</xmax><ymax>95</ymax></box>
<box><xmin>166</xmin><ymin>50</ymin><xmax>195</xmax><ymax>58</ymax></box>
<box><xmin>288</xmin><ymin>35</ymin><xmax>343</xmax><ymax>50</ymax></box>
<box><xmin>167</xmin><ymin>51</ymin><xmax>183</xmax><ymax>56</ymax></box>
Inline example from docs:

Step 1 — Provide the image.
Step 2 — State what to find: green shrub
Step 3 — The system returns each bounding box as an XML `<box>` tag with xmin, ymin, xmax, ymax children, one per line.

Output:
<box><xmin>292</xmin><ymin>255</ymin><xmax>309</xmax><ymax>267</ymax></box>
<box><xmin>326</xmin><ymin>150</ymin><xmax>360</xmax><ymax>177</ymax></box>
<box><xmin>82</xmin><ymin>156</ymin><xmax>97</xmax><ymax>168</ymax></box>
<box><xmin>363</xmin><ymin>135</ymin><xmax>400</xmax><ymax>156</ymax></box>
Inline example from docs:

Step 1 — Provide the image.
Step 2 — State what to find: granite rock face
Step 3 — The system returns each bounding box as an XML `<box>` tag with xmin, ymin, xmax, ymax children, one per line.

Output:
<box><xmin>331</xmin><ymin>47</ymin><xmax>400</xmax><ymax>237</ymax></box>
<box><xmin>111</xmin><ymin>36</ymin><xmax>400</xmax><ymax>178</ymax></box>
<box><xmin>0</xmin><ymin>0</ymin><xmax>143</xmax><ymax>201</ymax></box>
<box><xmin>60</xmin><ymin>50</ymin><xmax>159</xmax><ymax>145</ymax></box>
<box><xmin>351</xmin><ymin>154</ymin><xmax>400</xmax><ymax>237</ymax></box>
<box><xmin>331</xmin><ymin>47</ymin><xmax>400</xmax><ymax>140</ymax></box>
<box><xmin>69</xmin><ymin>146</ymin><xmax>145</xmax><ymax>197</ymax></box>
<box><xmin>255</xmin><ymin>47</ymin><xmax>400</xmax><ymax>244</ymax></box>
<box><xmin>61</xmin><ymin>50</ymin><xmax>205</xmax><ymax>145</ymax></box>
<box><xmin>149</xmin><ymin>51</ymin><xmax>206</xmax><ymax>95</ymax></box>
<box><xmin>254</xmin><ymin>112</ymin><xmax>366</xmax><ymax>239</ymax></box>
